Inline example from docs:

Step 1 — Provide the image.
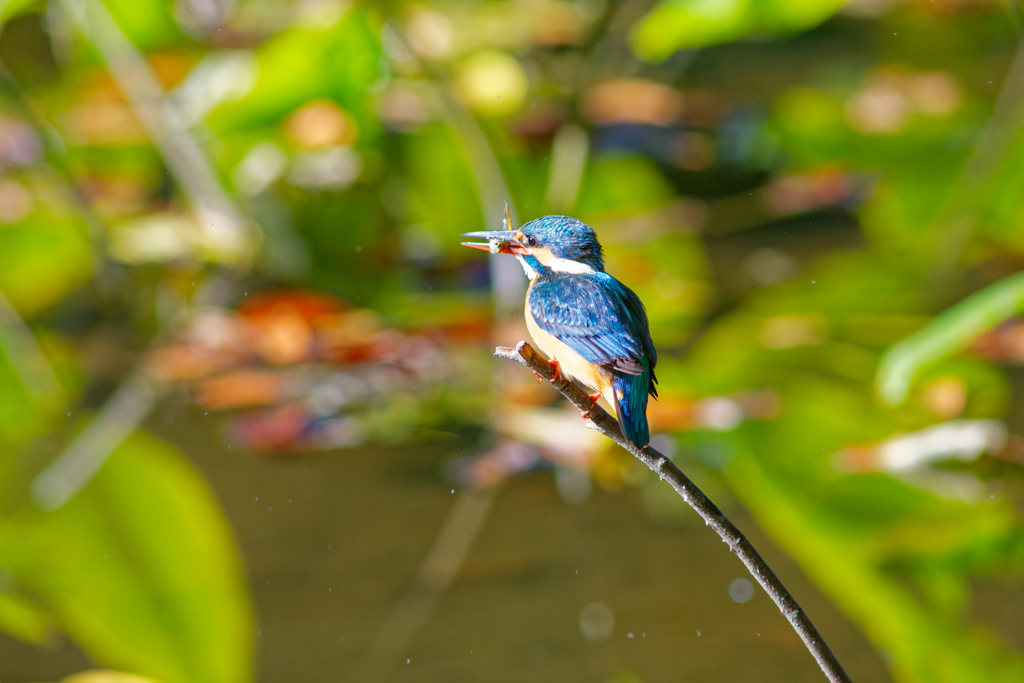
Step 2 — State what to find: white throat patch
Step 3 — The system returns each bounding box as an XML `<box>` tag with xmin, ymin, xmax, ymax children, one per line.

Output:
<box><xmin>547</xmin><ymin>257</ymin><xmax>596</xmax><ymax>275</ymax></box>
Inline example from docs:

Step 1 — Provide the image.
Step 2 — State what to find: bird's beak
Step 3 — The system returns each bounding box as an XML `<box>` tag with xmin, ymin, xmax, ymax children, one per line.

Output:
<box><xmin>460</xmin><ymin>230</ymin><xmax>526</xmax><ymax>255</ymax></box>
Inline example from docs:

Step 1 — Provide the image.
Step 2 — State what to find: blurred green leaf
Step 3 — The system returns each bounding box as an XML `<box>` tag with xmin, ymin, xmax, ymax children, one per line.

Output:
<box><xmin>405</xmin><ymin>125</ymin><xmax>483</xmax><ymax>244</ymax></box>
<box><xmin>577</xmin><ymin>155</ymin><xmax>676</xmax><ymax>218</ymax></box>
<box><xmin>0</xmin><ymin>582</ymin><xmax>48</xmax><ymax>643</ymax></box>
<box><xmin>0</xmin><ymin>338</ymin><xmax>52</xmax><ymax>448</ymax></box>
<box><xmin>209</xmin><ymin>12</ymin><xmax>383</xmax><ymax>140</ymax></box>
<box><xmin>0</xmin><ymin>432</ymin><xmax>253</xmax><ymax>683</ymax></box>
<box><xmin>0</xmin><ymin>214</ymin><xmax>93</xmax><ymax>317</ymax></box>
<box><xmin>629</xmin><ymin>0</ymin><xmax>845</xmax><ymax>62</ymax></box>
<box><xmin>0</xmin><ymin>0</ymin><xmax>38</xmax><ymax>24</ymax></box>
<box><xmin>102</xmin><ymin>0</ymin><xmax>185</xmax><ymax>51</ymax></box>
<box><xmin>877</xmin><ymin>270</ymin><xmax>1024</xmax><ymax>405</ymax></box>
<box><xmin>727</xmin><ymin>444</ymin><xmax>1024</xmax><ymax>683</ymax></box>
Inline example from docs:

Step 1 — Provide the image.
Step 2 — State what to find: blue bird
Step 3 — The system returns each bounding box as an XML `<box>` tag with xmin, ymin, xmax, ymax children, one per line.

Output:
<box><xmin>463</xmin><ymin>215</ymin><xmax>658</xmax><ymax>448</ymax></box>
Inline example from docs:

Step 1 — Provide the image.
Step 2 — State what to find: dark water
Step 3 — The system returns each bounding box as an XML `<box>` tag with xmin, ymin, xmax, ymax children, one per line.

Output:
<box><xmin>1</xmin><ymin>402</ymin><xmax>890</xmax><ymax>682</ymax></box>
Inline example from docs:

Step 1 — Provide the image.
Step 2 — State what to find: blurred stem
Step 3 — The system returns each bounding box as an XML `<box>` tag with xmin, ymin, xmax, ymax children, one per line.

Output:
<box><xmin>429</xmin><ymin>85</ymin><xmax>526</xmax><ymax>318</ymax></box>
<box><xmin>388</xmin><ymin>19</ymin><xmax>525</xmax><ymax>318</ymax></box>
<box><xmin>931</xmin><ymin>40</ymin><xmax>1024</xmax><ymax>275</ymax></box>
<box><xmin>0</xmin><ymin>59</ymin><xmax>116</xmax><ymax>295</ymax></box>
<box><xmin>495</xmin><ymin>341</ymin><xmax>854</xmax><ymax>683</ymax></box>
<box><xmin>348</xmin><ymin>487</ymin><xmax>496</xmax><ymax>683</ymax></box>
<box><xmin>21</xmin><ymin>0</ymin><xmax>257</xmax><ymax>511</ymax></box>
<box><xmin>55</xmin><ymin>0</ymin><xmax>256</xmax><ymax>264</ymax></box>
<box><xmin>32</xmin><ymin>371</ymin><xmax>161</xmax><ymax>510</ymax></box>
<box><xmin>0</xmin><ymin>288</ymin><xmax>64</xmax><ymax>411</ymax></box>
<box><xmin>0</xmin><ymin>62</ymin><xmax>67</xmax><ymax>157</ymax></box>
<box><xmin>542</xmin><ymin>124</ymin><xmax>589</xmax><ymax>215</ymax></box>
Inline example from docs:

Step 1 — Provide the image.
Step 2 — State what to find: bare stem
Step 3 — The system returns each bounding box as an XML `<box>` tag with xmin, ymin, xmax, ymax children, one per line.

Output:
<box><xmin>32</xmin><ymin>372</ymin><xmax>162</xmax><ymax>510</ymax></box>
<box><xmin>495</xmin><ymin>341</ymin><xmax>854</xmax><ymax>683</ymax></box>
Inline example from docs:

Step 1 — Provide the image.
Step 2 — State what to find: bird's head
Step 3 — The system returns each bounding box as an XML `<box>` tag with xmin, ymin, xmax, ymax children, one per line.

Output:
<box><xmin>461</xmin><ymin>215</ymin><xmax>604</xmax><ymax>275</ymax></box>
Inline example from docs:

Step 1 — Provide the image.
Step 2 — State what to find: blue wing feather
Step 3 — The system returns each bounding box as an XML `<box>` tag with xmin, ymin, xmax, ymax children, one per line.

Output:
<box><xmin>529</xmin><ymin>274</ymin><xmax>637</xmax><ymax>365</ymax></box>
<box><xmin>528</xmin><ymin>272</ymin><xmax>657</xmax><ymax>447</ymax></box>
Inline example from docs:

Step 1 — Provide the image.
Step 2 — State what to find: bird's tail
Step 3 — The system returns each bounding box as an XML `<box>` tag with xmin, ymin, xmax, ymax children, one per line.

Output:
<box><xmin>611</xmin><ymin>359</ymin><xmax>652</xmax><ymax>448</ymax></box>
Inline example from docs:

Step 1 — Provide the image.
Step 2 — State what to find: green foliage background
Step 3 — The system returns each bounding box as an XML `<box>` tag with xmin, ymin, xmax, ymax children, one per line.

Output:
<box><xmin>1</xmin><ymin>0</ymin><xmax>1024</xmax><ymax>681</ymax></box>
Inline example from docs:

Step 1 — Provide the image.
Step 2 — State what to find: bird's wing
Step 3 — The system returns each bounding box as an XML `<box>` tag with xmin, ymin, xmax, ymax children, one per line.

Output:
<box><xmin>528</xmin><ymin>273</ymin><xmax>647</xmax><ymax>375</ymax></box>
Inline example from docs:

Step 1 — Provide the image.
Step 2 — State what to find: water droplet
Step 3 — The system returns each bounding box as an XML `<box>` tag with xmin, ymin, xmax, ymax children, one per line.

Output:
<box><xmin>728</xmin><ymin>578</ymin><xmax>755</xmax><ymax>604</ymax></box>
<box><xmin>579</xmin><ymin>602</ymin><xmax>614</xmax><ymax>641</ymax></box>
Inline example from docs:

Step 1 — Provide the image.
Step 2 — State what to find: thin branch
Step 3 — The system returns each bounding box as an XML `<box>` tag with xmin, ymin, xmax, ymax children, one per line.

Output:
<box><xmin>495</xmin><ymin>341</ymin><xmax>854</xmax><ymax>683</ymax></box>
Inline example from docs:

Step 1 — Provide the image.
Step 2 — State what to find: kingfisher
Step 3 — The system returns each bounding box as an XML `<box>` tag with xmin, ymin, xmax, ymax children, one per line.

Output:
<box><xmin>462</xmin><ymin>214</ymin><xmax>658</xmax><ymax>448</ymax></box>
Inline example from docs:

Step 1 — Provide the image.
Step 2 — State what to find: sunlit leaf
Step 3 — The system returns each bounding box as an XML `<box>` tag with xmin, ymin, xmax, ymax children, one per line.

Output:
<box><xmin>0</xmin><ymin>0</ymin><xmax>37</xmax><ymax>24</ymax></box>
<box><xmin>629</xmin><ymin>0</ymin><xmax>845</xmax><ymax>62</ymax></box>
<box><xmin>0</xmin><ymin>214</ymin><xmax>93</xmax><ymax>317</ymax></box>
<box><xmin>0</xmin><ymin>432</ymin><xmax>253</xmax><ymax>683</ymax></box>
<box><xmin>209</xmin><ymin>11</ymin><xmax>383</xmax><ymax>140</ymax></box>
<box><xmin>877</xmin><ymin>271</ymin><xmax>1024</xmax><ymax>405</ymax></box>
<box><xmin>102</xmin><ymin>0</ymin><xmax>185</xmax><ymax>51</ymax></box>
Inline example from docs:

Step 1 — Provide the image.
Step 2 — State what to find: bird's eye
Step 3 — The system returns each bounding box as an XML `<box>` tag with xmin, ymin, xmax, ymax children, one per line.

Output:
<box><xmin>526</xmin><ymin>235</ymin><xmax>537</xmax><ymax>247</ymax></box>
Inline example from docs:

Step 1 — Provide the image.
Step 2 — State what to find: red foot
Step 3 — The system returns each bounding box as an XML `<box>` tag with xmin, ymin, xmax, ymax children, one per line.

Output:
<box><xmin>533</xmin><ymin>359</ymin><xmax>560</xmax><ymax>384</ymax></box>
<box><xmin>580</xmin><ymin>392</ymin><xmax>602</xmax><ymax>419</ymax></box>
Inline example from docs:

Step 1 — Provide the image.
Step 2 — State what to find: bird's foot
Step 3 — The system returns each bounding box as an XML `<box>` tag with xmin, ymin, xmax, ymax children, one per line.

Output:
<box><xmin>580</xmin><ymin>392</ymin><xmax>602</xmax><ymax>419</ymax></box>
<box><xmin>533</xmin><ymin>359</ymin><xmax>560</xmax><ymax>384</ymax></box>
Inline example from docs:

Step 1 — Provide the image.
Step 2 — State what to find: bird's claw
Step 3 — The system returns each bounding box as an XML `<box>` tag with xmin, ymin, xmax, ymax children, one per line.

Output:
<box><xmin>580</xmin><ymin>392</ymin><xmax>602</xmax><ymax>419</ymax></box>
<box><xmin>533</xmin><ymin>359</ymin><xmax>560</xmax><ymax>384</ymax></box>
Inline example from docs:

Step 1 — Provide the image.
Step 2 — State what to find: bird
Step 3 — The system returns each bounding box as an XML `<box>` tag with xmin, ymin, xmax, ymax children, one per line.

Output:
<box><xmin>462</xmin><ymin>214</ymin><xmax>658</xmax><ymax>448</ymax></box>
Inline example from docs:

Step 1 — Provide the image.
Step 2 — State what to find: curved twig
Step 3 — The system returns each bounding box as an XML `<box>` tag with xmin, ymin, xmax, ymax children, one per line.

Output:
<box><xmin>495</xmin><ymin>341</ymin><xmax>853</xmax><ymax>683</ymax></box>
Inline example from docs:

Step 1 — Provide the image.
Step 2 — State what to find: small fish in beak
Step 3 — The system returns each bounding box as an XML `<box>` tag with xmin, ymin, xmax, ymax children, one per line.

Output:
<box><xmin>461</xmin><ymin>203</ymin><xmax>526</xmax><ymax>254</ymax></box>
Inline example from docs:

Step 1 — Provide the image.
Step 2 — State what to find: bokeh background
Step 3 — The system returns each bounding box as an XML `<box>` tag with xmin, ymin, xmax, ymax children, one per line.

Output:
<box><xmin>2</xmin><ymin>0</ymin><xmax>1024</xmax><ymax>681</ymax></box>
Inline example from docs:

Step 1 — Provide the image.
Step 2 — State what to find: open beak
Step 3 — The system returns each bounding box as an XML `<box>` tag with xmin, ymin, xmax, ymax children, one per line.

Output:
<box><xmin>460</xmin><ymin>230</ymin><xmax>526</xmax><ymax>255</ymax></box>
